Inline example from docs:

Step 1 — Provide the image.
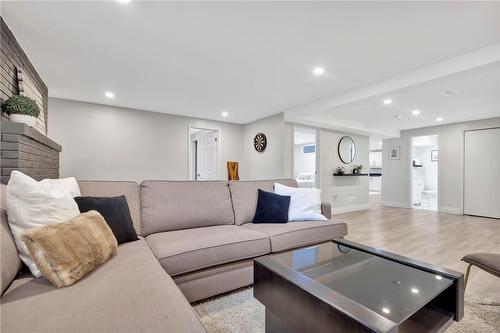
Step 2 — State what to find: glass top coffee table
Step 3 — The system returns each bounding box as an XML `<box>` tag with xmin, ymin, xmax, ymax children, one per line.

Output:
<box><xmin>254</xmin><ymin>239</ymin><xmax>464</xmax><ymax>333</ymax></box>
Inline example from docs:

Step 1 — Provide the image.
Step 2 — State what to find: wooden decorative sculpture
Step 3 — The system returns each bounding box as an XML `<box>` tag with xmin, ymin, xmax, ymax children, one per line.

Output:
<box><xmin>227</xmin><ymin>161</ymin><xmax>239</xmax><ymax>181</ymax></box>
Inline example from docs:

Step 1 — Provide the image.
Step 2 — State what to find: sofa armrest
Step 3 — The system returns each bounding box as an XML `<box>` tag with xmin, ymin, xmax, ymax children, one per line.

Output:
<box><xmin>321</xmin><ymin>202</ymin><xmax>332</xmax><ymax>219</ymax></box>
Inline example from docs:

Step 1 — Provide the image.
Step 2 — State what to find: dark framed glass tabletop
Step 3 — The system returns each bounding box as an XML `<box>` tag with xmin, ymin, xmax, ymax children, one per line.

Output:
<box><xmin>269</xmin><ymin>241</ymin><xmax>454</xmax><ymax>324</ymax></box>
<box><xmin>254</xmin><ymin>239</ymin><xmax>464</xmax><ymax>333</ymax></box>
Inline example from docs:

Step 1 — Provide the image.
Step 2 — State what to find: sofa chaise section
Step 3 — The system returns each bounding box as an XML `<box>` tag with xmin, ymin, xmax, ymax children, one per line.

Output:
<box><xmin>1</xmin><ymin>233</ymin><xmax>205</xmax><ymax>333</ymax></box>
<box><xmin>1</xmin><ymin>181</ymin><xmax>206</xmax><ymax>333</ymax></box>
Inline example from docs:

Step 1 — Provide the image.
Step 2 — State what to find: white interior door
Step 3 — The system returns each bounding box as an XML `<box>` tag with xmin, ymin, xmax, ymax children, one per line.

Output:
<box><xmin>464</xmin><ymin>128</ymin><xmax>500</xmax><ymax>218</ymax></box>
<box><xmin>196</xmin><ymin>131</ymin><xmax>218</xmax><ymax>180</ymax></box>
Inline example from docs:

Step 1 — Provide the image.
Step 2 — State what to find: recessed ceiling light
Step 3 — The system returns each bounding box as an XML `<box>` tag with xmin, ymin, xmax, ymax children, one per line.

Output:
<box><xmin>313</xmin><ymin>67</ymin><xmax>325</xmax><ymax>76</ymax></box>
<box><xmin>394</xmin><ymin>115</ymin><xmax>403</xmax><ymax>119</ymax></box>
<box><xmin>221</xmin><ymin>111</ymin><xmax>229</xmax><ymax>117</ymax></box>
<box><xmin>379</xmin><ymin>141</ymin><xmax>383</xmax><ymax>145</ymax></box>
<box><xmin>383</xmin><ymin>99</ymin><xmax>392</xmax><ymax>105</ymax></box>
<box><xmin>411</xmin><ymin>288</ymin><xmax>419</xmax><ymax>294</ymax></box>
<box><xmin>104</xmin><ymin>91</ymin><xmax>115</xmax><ymax>99</ymax></box>
<box><xmin>382</xmin><ymin>307</ymin><xmax>391</xmax><ymax>314</ymax></box>
<box><xmin>435</xmin><ymin>275</ymin><xmax>442</xmax><ymax>280</ymax></box>
<box><xmin>412</xmin><ymin>110</ymin><xmax>420</xmax><ymax>116</ymax></box>
<box><xmin>436</xmin><ymin>117</ymin><xmax>443</xmax><ymax>122</ymax></box>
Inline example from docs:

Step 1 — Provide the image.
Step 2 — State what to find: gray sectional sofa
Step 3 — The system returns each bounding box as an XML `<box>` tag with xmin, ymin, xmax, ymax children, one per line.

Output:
<box><xmin>1</xmin><ymin>179</ymin><xmax>348</xmax><ymax>333</ymax></box>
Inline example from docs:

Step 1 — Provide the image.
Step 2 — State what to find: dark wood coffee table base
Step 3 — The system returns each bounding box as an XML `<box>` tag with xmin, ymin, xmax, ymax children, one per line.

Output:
<box><xmin>255</xmin><ymin>261</ymin><xmax>377</xmax><ymax>333</ymax></box>
<box><xmin>254</xmin><ymin>240</ymin><xmax>463</xmax><ymax>333</ymax></box>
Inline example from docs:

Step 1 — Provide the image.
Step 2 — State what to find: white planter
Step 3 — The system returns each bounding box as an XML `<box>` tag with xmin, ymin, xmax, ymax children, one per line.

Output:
<box><xmin>9</xmin><ymin>114</ymin><xmax>37</xmax><ymax>127</ymax></box>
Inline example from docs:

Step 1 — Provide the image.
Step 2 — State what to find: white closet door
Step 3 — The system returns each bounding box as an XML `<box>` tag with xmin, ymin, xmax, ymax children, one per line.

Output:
<box><xmin>464</xmin><ymin>128</ymin><xmax>500</xmax><ymax>218</ymax></box>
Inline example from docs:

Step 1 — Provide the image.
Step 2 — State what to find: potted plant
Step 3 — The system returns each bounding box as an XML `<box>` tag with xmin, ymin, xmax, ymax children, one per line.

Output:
<box><xmin>2</xmin><ymin>95</ymin><xmax>40</xmax><ymax>127</ymax></box>
<box><xmin>352</xmin><ymin>164</ymin><xmax>363</xmax><ymax>174</ymax></box>
<box><xmin>334</xmin><ymin>166</ymin><xmax>346</xmax><ymax>175</ymax></box>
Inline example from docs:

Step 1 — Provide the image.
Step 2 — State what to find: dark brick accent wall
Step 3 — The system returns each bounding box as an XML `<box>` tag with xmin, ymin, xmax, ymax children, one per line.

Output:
<box><xmin>0</xmin><ymin>17</ymin><xmax>60</xmax><ymax>184</ymax></box>
<box><xmin>1</xmin><ymin>121</ymin><xmax>61</xmax><ymax>184</ymax></box>
<box><xmin>0</xmin><ymin>17</ymin><xmax>49</xmax><ymax>133</ymax></box>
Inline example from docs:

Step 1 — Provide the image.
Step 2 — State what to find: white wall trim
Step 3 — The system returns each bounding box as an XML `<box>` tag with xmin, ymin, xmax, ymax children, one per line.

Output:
<box><xmin>332</xmin><ymin>204</ymin><xmax>370</xmax><ymax>214</ymax></box>
<box><xmin>381</xmin><ymin>201</ymin><xmax>411</xmax><ymax>209</ymax></box>
<box><xmin>439</xmin><ymin>206</ymin><xmax>462</xmax><ymax>215</ymax></box>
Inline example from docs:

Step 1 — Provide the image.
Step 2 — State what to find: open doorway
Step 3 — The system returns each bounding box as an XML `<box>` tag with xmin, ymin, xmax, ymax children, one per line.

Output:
<box><xmin>369</xmin><ymin>137</ymin><xmax>384</xmax><ymax>208</ymax></box>
<box><xmin>293</xmin><ymin>126</ymin><xmax>318</xmax><ymax>188</ymax></box>
<box><xmin>411</xmin><ymin>135</ymin><xmax>438</xmax><ymax>211</ymax></box>
<box><xmin>189</xmin><ymin>127</ymin><xmax>219</xmax><ymax>180</ymax></box>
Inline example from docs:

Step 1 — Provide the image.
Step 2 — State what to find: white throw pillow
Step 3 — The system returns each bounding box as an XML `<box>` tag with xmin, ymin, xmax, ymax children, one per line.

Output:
<box><xmin>274</xmin><ymin>183</ymin><xmax>327</xmax><ymax>221</ymax></box>
<box><xmin>6</xmin><ymin>171</ymin><xmax>81</xmax><ymax>277</ymax></box>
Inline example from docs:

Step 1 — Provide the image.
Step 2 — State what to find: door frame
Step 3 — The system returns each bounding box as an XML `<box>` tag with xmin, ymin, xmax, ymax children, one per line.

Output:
<box><xmin>463</xmin><ymin>127</ymin><xmax>500</xmax><ymax>217</ymax></box>
<box><xmin>292</xmin><ymin>124</ymin><xmax>320</xmax><ymax>188</ymax></box>
<box><xmin>409</xmin><ymin>134</ymin><xmax>439</xmax><ymax>211</ymax></box>
<box><xmin>187</xmin><ymin>125</ymin><xmax>221</xmax><ymax>180</ymax></box>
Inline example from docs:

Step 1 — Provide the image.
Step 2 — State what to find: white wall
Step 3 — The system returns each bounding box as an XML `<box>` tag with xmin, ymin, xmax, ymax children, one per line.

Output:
<box><xmin>319</xmin><ymin>129</ymin><xmax>369</xmax><ymax>213</ymax></box>
<box><xmin>48</xmin><ymin>98</ymin><xmax>243</xmax><ymax>182</ymax></box>
<box><xmin>382</xmin><ymin>117</ymin><xmax>500</xmax><ymax>214</ymax></box>
<box><xmin>48</xmin><ymin>97</ymin><xmax>370</xmax><ymax>213</ymax></box>
<box><xmin>241</xmin><ymin>113</ymin><xmax>291</xmax><ymax>180</ymax></box>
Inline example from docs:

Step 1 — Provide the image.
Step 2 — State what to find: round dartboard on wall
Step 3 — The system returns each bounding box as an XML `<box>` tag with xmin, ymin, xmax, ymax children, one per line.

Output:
<box><xmin>254</xmin><ymin>133</ymin><xmax>267</xmax><ymax>152</ymax></box>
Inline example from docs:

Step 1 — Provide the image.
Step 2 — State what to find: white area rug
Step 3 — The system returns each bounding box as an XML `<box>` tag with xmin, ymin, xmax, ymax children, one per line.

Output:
<box><xmin>194</xmin><ymin>287</ymin><xmax>500</xmax><ymax>333</ymax></box>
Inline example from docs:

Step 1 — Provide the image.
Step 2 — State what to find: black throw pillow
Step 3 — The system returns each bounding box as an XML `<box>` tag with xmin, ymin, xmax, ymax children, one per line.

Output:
<box><xmin>74</xmin><ymin>195</ymin><xmax>139</xmax><ymax>244</ymax></box>
<box><xmin>253</xmin><ymin>189</ymin><xmax>290</xmax><ymax>223</ymax></box>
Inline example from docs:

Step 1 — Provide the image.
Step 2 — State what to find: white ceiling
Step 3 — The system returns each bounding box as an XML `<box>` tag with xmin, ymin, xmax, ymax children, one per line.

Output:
<box><xmin>301</xmin><ymin>61</ymin><xmax>500</xmax><ymax>137</ymax></box>
<box><xmin>2</xmin><ymin>1</ymin><xmax>500</xmax><ymax>129</ymax></box>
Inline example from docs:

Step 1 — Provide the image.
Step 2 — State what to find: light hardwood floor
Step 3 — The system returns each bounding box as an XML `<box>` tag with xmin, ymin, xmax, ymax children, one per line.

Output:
<box><xmin>336</xmin><ymin>194</ymin><xmax>500</xmax><ymax>302</ymax></box>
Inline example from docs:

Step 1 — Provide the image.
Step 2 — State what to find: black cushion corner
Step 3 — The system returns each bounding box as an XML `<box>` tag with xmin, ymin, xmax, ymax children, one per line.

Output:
<box><xmin>252</xmin><ymin>189</ymin><xmax>290</xmax><ymax>224</ymax></box>
<box><xmin>74</xmin><ymin>195</ymin><xmax>139</xmax><ymax>245</ymax></box>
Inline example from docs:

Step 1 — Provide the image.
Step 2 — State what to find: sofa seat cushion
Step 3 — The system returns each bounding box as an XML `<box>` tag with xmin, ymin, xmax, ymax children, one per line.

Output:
<box><xmin>1</xmin><ymin>239</ymin><xmax>206</xmax><ymax>333</ymax></box>
<box><xmin>146</xmin><ymin>225</ymin><xmax>270</xmax><ymax>276</ymax></box>
<box><xmin>242</xmin><ymin>221</ymin><xmax>348</xmax><ymax>252</ymax></box>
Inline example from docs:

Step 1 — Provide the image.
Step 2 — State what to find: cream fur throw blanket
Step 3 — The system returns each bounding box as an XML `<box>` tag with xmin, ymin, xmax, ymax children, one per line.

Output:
<box><xmin>22</xmin><ymin>210</ymin><xmax>118</xmax><ymax>288</ymax></box>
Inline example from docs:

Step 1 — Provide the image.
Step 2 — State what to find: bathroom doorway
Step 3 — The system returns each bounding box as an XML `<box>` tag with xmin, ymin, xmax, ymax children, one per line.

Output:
<box><xmin>411</xmin><ymin>135</ymin><xmax>438</xmax><ymax>211</ymax></box>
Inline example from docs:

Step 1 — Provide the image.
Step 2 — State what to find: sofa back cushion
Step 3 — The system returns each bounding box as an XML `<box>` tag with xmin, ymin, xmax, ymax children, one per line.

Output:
<box><xmin>1</xmin><ymin>184</ymin><xmax>21</xmax><ymax>295</ymax></box>
<box><xmin>229</xmin><ymin>179</ymin><xmax>298</xmax><ymax>225</ymax></box>
<box><xmin>78</xmin><ymin>181</ymin><xmax>141</xmax><ymax>235</ymax></box>
<box><xmin>140</xmin><ymin>181</ymin><xmax>234</xmax><ymax>235</ymax></box>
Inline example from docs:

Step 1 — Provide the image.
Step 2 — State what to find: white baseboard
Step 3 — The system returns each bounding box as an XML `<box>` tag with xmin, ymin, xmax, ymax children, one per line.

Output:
<box><xmin>381</xmin><ymin>201</ymin><xmax>411</xmax><ymax>208</ymax></box>
<box><xmin>439</xmin><ymin>206</ymin><xmax>462</xmax><ymax>215</ymax></box>
<box><xmin>332</xmin><ymin>204</ymin><xmax>370</xmax><ymax>214</ymax></box>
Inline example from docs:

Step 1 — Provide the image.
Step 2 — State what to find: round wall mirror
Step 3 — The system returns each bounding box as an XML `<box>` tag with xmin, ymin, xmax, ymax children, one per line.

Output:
<box><xmin>338</xmin><ymin>136</ymin><xmax>356</xmax><ymax>164</ymax></box>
